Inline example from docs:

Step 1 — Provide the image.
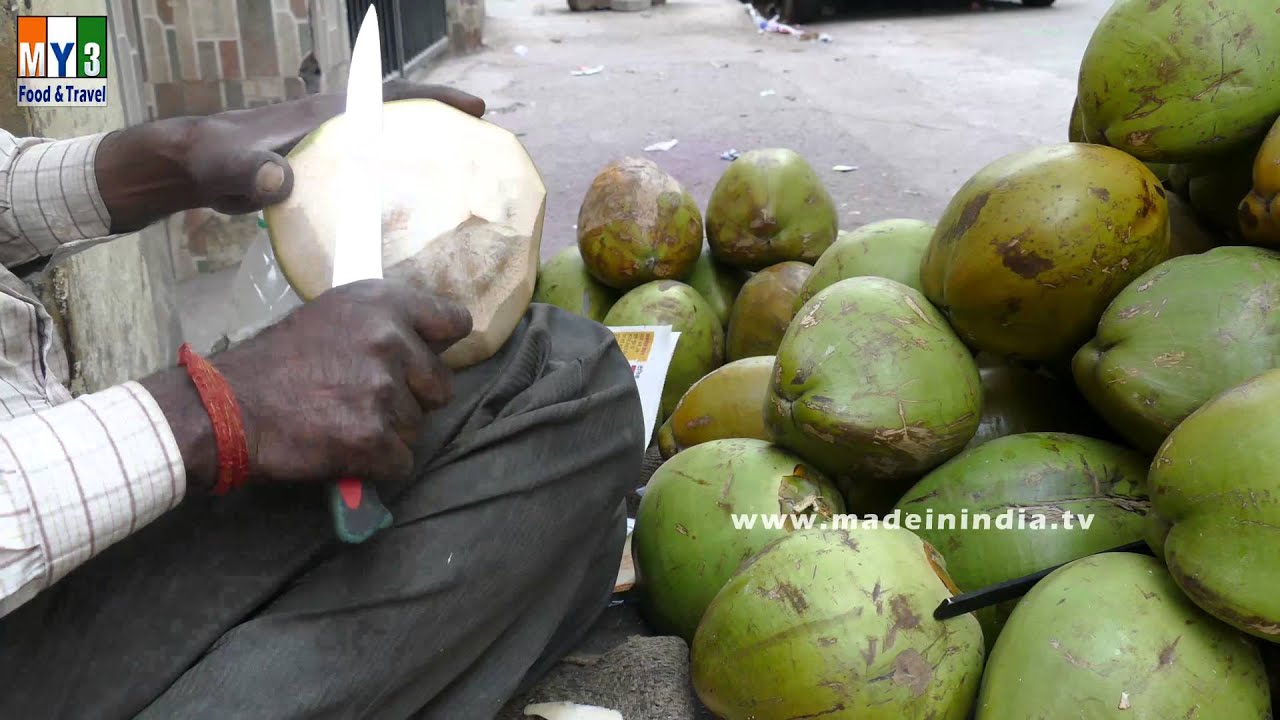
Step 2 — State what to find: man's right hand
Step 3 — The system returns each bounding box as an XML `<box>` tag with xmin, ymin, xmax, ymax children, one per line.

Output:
<box><xmin>141</xmin><ymin>280</ymin><xmax>472</xmax><ymax>493</ymax></box>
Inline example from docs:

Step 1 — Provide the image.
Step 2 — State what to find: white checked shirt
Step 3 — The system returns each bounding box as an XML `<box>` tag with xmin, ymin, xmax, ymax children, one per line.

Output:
<box><xmin>0</xmin><ymin>129</ymin><xmax>186</xmax><ymax>618</ymax></box>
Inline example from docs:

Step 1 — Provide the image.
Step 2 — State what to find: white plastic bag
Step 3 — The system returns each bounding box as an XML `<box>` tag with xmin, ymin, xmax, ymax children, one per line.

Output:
<box><xmin>228</xmin><ymin>215</ymin><xmax>303</xmax><ymax>342</ymax></box>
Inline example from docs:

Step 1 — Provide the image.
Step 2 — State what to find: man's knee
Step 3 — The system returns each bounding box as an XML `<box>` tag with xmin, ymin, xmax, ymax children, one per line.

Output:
<box><xmin>527</xmin><ymin>303</ymin><xmax>642</xmax><ymax>428</ymax></box>
<box><xmin>530</xmin><ymin>303</ymin><xmax>645</xmax><ymax>486</ymax></box>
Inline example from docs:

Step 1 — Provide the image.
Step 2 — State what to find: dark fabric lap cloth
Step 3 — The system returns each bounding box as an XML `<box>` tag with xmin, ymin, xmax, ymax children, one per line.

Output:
<box><xmin>0</xmin><ymin>304</ymin><xmax>644</xmax><ymax>720</ymax></box>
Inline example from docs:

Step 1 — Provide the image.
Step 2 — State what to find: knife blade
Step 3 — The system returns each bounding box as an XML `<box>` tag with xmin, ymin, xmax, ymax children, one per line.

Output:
<box><xmin>326</xmin><ymin>4</ymin><xmax>393</xmax><ymax>544</ymax></box>
<box><xmin>932</xmin><ymin>540</ymin><xmax>1153</xmax><ymax>621</ymax></box>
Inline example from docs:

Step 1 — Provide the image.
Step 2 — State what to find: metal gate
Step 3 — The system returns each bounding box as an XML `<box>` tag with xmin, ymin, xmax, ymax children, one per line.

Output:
<box><xmin>346</xmin><ymin>0</ymin><xmax>450</xmax><ymax>78</ymax></box>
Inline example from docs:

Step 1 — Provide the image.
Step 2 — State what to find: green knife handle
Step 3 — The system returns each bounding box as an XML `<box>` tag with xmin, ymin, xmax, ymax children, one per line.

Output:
<box><xmin>329</xmin><ymin>477</ymin><xmax>393</xmax><ymax>544</ymax></box>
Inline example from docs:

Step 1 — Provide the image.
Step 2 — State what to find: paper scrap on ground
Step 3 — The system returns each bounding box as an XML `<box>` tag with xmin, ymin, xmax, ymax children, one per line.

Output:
<box><xmin>614</xmin><ymin>528</ymin><xmax>635</xmax><ymax>593</ymax></box>
<box><xmin>760</xmin><ymin>89</ymin><xmax>776</xmax><ymax>97</ymax></box>
<box><xmin>833</xmin><ymin>164</ymin><xmax>858</xmax><ymax>172</ymax></box>
<box><xmin>720</xmin><ymin>148</ymin><xmax>741</xmax><ymax>161</ymax></box>
<box><xmin>513</xmin><ymin>44</ymin><xmax>529</xmax><ymax>56</ymax></box>
<box><xmin>608</xmin><ymin>326</ymin><xmax>679</xmax><ymax>450</ymax></box>
<box><xmin>571</xmin><ymin>65</ymin><xmax>604</xmax><ymax>76</ymax></box>
<box><xmin>525</xmin><ymin>702</ymin><xmax>624</xmax><ymax>720</ymax></box>
<box><xmin>644</xmin><ymin>138</ymin><xmax>679</xmax><ymax>152</ymax></box>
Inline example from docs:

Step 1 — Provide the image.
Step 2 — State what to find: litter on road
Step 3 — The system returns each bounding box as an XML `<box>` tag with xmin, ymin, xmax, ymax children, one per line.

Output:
<box><xmin>644</xmin><ymin>139</ymin><xmax>679</xmax><ymax>152</ymax></box>
<box><xmin>570</xmin><ymin>65</ymin><xmax>604</xmax><ymax>76</ymax></box>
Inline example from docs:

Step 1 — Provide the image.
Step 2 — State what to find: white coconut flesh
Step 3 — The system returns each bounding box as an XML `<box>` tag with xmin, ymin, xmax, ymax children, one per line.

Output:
<box><xmin>263</xmin><ymin>98</ymin><xmax>547</xmax><ymax>368</ymax></box>
<box><xmin>523</xmin><ymin>702</ymin><xmax>623</xmax><ymax>720</ymax></box>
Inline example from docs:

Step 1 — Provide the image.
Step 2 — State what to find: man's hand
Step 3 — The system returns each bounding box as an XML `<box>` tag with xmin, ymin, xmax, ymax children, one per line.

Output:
<box><xmin>97</xmin><ymin>82</ymin><xmax>485</xmax><ymax>231</ymax></box>
<box><xmin>141</xmin><ymin>281</ymin><xmax>472</xmax><ymax>493</ymax></box>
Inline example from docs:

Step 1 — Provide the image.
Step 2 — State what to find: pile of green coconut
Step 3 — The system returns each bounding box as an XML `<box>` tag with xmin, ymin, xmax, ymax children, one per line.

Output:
<box><xmin>528</xmin><ymin>0</ymin><xmax>1280</xmax><ymax>717</ymax></box>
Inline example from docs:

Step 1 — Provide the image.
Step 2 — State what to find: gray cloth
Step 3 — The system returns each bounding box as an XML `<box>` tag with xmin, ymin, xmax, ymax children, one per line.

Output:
<box><xmin>0</xmin><ymin>303</ymin><xmax>645</xmax><ymax>720</ymax></box>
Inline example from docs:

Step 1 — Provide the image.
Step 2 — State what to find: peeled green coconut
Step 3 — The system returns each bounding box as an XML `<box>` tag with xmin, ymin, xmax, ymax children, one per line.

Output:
<box><xmin>264</xmin><ymin>99</ymin><xmax>547</xmax><ymax>369</ymax></box>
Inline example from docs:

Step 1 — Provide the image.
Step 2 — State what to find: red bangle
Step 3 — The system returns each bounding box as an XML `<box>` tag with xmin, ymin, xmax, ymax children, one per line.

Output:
<box><xmin>177</xmin><ymin>343</ymin><xmax>250</xmax><ymax>495</ymax></box>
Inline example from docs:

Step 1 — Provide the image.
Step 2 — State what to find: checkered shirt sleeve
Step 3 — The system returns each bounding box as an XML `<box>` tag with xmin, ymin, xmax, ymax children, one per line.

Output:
<box><xmin>0</xmin><ymin>129</ymin><xmax>188</xmax><ymax>618</ymax></box>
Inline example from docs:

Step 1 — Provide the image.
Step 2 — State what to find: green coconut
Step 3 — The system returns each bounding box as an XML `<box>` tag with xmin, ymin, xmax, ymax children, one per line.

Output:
<box><xmin>1166</xmin><ymin>190</ymin><xmax>1221</xmax><ymax>257</ymax></box>
<box><xmin>797</xmin><ymin>219</ymin><xmax>933</xmax><ymax>309</ymax></box>
<box><xmin>532</xmin><ymin>247</ymin><xmax>619</xmax><ymax>322</ymax></box>
<box><xmin>685</xmin><ymin>246</ymin><xmax>748</xmax><ymax>328</ymax></box>
<box><xmin>632</xmin><ymin>438</ymin><xmax>844</xmax><ymax>642</ymax></box>
<box><xmin>577</xmin><ymin>157</ymin><xmax>703</xmax><ymax>290</ymax></box>
<box><xmin>692</xmin><ymin>528</ymin><xmax>985</xmax><ymax>720</ymax></box>
<box><xmin>965</xmin><ymin>363</ymin><xmax>1109</xmax><ymax>450</ymax></box>
<box><xmin>603</xmin><ymin>280</ymin><xmax>724</xmax><ymax>420</ymax></box>
<box><xmin>920</xmin><ymin>143</ymin><xmax>1172</xmax><ymax>364</ymax></box>
<box><xmin>1167</xmin><ymin>163</ymin><xmax>1192</xmax><ymax>197</ymax></box>
<box><xmin>1073</xmin><ymin>246</ymin><xmax>1280</xmax><ymax>455</ymax></box>
<box><xmin>1069</xmin><ymin>95</ymin><xmax>1112</xmax><ymax>146</ymax></box>
<box><xmin>977</xmin><ymin>552</ymin><xmax>1271</xmax><ymax>719</ymax></box>
<box><xmin>725</xmin><ymin>261</ymin><xmax>811</xmax><ymax>361</ymax></box>
<box><xmin>1147</xmin><ymin>368</ymin><xmax>1280</xmax><ymax>643</ymax></box>
<box><xmin>660</xmin><ymin>355</ymin><xmax>775</xmax><ymax>458</ymax></box>
<box><xmin>705</xmin><ymin>149</ymin><xmax>838</xmax><ymax>270</ymax></box>
<box><xmin>1241</xmin><ymin>117</ymin><xmax>1280</xmax><ymax>249</ymax></box>
<box><xmin>1149</xmin><ymin>162</ymin><xmax>1173</xmax><ymax>183</ymax></box>
<box><xmin>263</xmin><ymin>98</ymin><xmax>547</xmax><ymax>370</ymax></box>
<box><xmin>766</xmin><ymin>276</ymin><xmax>981</xmax><ymax>510</ymax></box>
<box><xmin>1076</xmin><ymin>0</ymin><xmax>1280</xmax><ymax>164</ymax></box>
<box><xmin>896</xmin><ymin>432</ymin><xmax>1151</xmax><ymax>647</ymax></box>
<box><xmin>1068</xmin><ymin>96</ymin><xmax>1087</xmax><ymax>143</ymax></box>
<box><xmin>1187</xmin><ymin>142</ymin><xmax>1264</xmax><ymax>236</ymax></box>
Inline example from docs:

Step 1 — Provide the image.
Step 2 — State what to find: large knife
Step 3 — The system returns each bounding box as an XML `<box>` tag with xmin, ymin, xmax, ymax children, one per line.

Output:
<box><xmin>327</xmin><ymin>5</ymin><xmax>393</xmax><ymax>544</ymax></box>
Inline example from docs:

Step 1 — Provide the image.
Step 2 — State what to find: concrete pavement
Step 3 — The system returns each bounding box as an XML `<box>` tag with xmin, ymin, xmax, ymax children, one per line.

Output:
<box><xmin>413</xmin><ymin>0</ymin><xmax>1113</xmax><ymax>259</ymax></box>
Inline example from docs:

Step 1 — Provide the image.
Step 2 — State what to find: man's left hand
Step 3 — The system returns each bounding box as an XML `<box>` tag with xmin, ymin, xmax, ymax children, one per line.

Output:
<box><xmin>97</xmin><ymin>82</ymin><xmax>486</xmax><ymax>231</ymax></box>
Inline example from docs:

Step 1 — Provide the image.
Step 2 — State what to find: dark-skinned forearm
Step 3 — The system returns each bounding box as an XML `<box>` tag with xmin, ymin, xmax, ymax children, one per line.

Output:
<box><xmin>138</xmin><ymin>366</ymin><xmax>219</xmax><ymax>495</ymax></box>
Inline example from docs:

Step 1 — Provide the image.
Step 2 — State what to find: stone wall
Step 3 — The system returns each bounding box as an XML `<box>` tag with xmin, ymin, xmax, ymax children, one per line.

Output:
<box><xmin>447</xmin><ymin>0</ymin><xmax>484</xmax><ymax>54</ymax></box>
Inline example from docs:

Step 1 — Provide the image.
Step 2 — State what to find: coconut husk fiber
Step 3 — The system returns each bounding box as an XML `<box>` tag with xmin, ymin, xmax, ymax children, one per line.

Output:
<box><xmin>498</xmin><ymin>635</ymin><xmax>701</xmax><ymax>720</ymax></box>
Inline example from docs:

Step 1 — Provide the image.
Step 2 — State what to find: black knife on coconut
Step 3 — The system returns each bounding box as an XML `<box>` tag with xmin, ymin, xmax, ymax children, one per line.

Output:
<box><xmin>933</xmin><ymin>540</ymin><xmax>1154</xmax><ymax>620</ymax></box>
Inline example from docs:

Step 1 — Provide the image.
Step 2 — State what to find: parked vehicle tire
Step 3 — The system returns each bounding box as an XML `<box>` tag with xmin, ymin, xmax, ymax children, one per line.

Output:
<box><xmin>783</xmin><ymin>0</ymin><xmax>820</xmax><ymax>24</ymax></box>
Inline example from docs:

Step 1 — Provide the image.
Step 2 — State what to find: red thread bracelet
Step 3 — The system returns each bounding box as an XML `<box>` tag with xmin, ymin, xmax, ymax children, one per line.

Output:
<box><xmin>177</xmin><ymin>343</ymin><xmax>249</xmax><ymax>495</ymax></box>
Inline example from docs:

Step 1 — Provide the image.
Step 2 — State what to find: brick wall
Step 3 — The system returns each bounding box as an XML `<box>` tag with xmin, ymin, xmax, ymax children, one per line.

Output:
<box><xmin>126</xmin><ymin>0</ymin><xmax>350</xmax><ymax>118</ymax></box>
